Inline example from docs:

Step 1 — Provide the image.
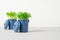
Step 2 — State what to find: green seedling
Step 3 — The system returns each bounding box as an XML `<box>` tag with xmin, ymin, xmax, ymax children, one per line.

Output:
<box><xmin>17</xmin><ymin>12</ymin><xmax>31</xmax><ymax>20</ymax></box>
<box><xmin>6</xmin><ymin>11</ymin><xmax>17</xmax><ymax>19</ymax></box>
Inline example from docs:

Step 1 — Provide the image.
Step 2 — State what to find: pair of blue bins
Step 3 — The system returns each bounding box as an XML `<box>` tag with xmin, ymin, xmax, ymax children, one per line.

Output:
<box><xmin>4</xmin><ymin>19</ymin><xmax>29</xmax><ymax>32</ymax></box>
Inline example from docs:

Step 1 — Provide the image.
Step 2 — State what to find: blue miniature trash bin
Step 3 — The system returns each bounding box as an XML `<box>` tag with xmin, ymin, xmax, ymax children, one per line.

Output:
<box><xmin>4</xmin><ymin>19</ymin><xmax>16</xmax><ymax>29</ymax></box>
<box><xmin>20</xmin><ymin>20</ymin><xmax>29</xmax><ymax>32</ymax></box>
<box><xmin>13</xmin><ymin>20</ymin><xmax>29</xmax><ymax>32</ymax></box>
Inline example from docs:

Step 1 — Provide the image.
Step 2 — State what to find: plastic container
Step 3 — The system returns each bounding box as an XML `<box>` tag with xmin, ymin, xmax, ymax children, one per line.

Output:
<box><xmin>13</xmin><ymin>20</ymin><xmax>29</xmax><ymax>32</ymax></box>
<box><xmin>4</xmin><ymin>19</ymin><xmax>16</xmax><ymax>29</ymax></box>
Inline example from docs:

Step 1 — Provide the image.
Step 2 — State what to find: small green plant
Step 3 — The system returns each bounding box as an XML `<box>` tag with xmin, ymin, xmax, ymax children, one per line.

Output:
<box><xmin>17</xmin><ymin>12</ymin><xmax>31</xmax><ymax>20</ymax></box>
<box><xmin>6</xmin><ymin>11</ymin><xmax>17</xmax><ymax>19</ymax></box>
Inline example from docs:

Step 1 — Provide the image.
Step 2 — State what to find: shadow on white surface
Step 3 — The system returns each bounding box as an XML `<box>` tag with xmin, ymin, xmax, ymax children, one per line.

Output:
<box><xmin>29</xmin><ymin>30</ymin><xmax>48</xmax><ymax>32</ymax></box>
<box><xmin>29</xmin><ymin>27</ymin><xmax>60</xmax><ymax>33</ymax></box>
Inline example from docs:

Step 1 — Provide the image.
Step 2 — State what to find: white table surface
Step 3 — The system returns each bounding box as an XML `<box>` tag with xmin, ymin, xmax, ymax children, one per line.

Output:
<box><xmin>0</xmin><ymin>27</ymin><xmax>60</xmax><ymax>40</ymax></box>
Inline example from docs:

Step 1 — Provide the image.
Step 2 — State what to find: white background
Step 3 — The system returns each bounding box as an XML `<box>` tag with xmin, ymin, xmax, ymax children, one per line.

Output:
<box><xmin>0</xmin><ymin>0</ymin><xmax>60</xmax><ymax>40</ymax></box>
<box><xmin>0</xmin><ymin>0</ymin><xmax>60</xmax><ymax>27</ymax></box>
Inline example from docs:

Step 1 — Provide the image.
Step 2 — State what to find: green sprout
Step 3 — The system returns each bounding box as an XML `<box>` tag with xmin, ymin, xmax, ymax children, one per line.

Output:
<box><xmin>17</xmin><ymin>12</ymin><xmax>31</xmax><ymax>20</ymax></box>
<box><xmin>6</xmin><ymin>11</ymin><xmax>17</xmax><ymax>19</ymax></box>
